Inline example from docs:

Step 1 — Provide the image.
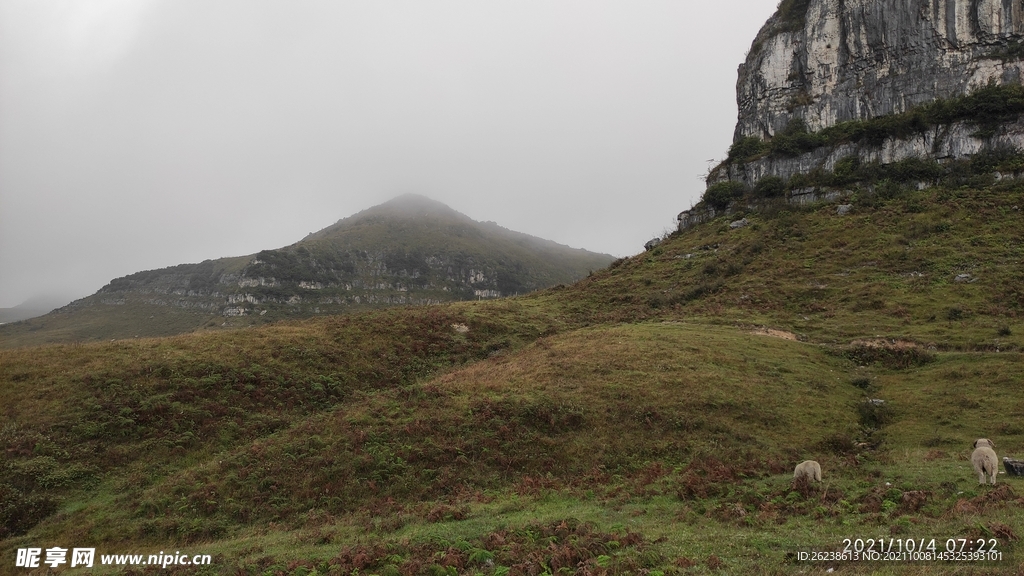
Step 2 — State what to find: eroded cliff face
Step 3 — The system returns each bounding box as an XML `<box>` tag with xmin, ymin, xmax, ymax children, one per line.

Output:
<box><xmin>684</xmin><ymin>1</ymin><xmax>1024</xmax><ymax>230</ymax></box>
<box><xmin>705</xmin><ymin>114</ymin><xmax>1024</xmax><ymax>191</ymax></box>
<box><xmin>738</xmin><ymin>0</ymin><xmax>1024</xmax><ymax>140</ymax></box>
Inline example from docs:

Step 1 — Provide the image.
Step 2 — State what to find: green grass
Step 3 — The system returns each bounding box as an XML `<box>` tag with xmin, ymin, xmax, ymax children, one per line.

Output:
<box><xmin>573</xmin><ymin>182</ymin><xmax>1024</xmax><ymax>350</ymax></box>
<box><xmin>3</xmin><ymin>183</ymin><xmax>1024</xmax><ymax>574</ymax></box>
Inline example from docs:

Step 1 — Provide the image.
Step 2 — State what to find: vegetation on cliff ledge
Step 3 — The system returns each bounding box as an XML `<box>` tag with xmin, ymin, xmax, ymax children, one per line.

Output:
<box><xmin>724</xmin><ymin>83</ymin><xmax>1024</xmax><ymax>167</ymax></box>
<box><xmin>774</xmin><ymin>0</ymin><xmax>813</xmax><ymax>33</ymax></box>
<box><xmin>703</xmin><ymin>148</ymin><xmax>1024</xmax><ymax>211</ymax></box>
<box><xmin>697</xmin><ymin>84</ymin><xmax>1024</xmax><ymax>212</ymax></box>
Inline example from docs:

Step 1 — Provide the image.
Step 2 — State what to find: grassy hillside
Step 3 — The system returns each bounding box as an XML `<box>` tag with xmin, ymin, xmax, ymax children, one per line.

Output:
<box><xmin>0</xmin><ymin>195</ymin><xmax>613</xmax><ymax>349</ymax></box>
<box><xmin>563</xmin><ymin>182</ymin><xmax>1023</xmax><ymax>350</ymax></box>
<box><xmin>2</xmin><ymin>181</ymin><xmax>1024</xmax><ymax>574</ymax></box>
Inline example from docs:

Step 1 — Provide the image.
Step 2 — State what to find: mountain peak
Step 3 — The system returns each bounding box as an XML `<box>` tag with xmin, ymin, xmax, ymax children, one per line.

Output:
<box><xmin>311</xmin><ymin>195</ymin><xmax>472</xmax><ymax>239</ymax></box>
<box><xmin>365</xmin><ymin>194</ymin><xmax>462</xmax><ymax>219</ymax></box>
<box><xmin>1</xmin><ymin>195</ymin><xmax>614</xmax><ymax>346</ymax></box>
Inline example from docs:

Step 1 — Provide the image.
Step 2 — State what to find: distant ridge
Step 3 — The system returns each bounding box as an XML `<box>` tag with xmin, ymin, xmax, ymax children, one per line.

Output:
<box><xmin>0</xmin><ymin>195</ymin><xmax>615</xmax><ymax>347</ymax></box>
<box><xmin>0</xmin><ymin>295</ymin><xmax>73</xmax><ymax>325</ymax></box>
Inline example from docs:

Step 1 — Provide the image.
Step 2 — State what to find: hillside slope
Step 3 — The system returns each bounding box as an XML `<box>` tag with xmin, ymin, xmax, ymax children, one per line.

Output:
<box><xmin>567</xmin><ymin>182</ymin><xmax>1024</xmax><ymax>351</ymax></box>
<box><xmin>0</xmin><ymin>195</ymin><xmax>614</xmax><ymax>349</ymax></box>
<box><xmin>2</xmin><ymin>181</ymin><xmax>1023</xmax><ymax>574</ymax></box>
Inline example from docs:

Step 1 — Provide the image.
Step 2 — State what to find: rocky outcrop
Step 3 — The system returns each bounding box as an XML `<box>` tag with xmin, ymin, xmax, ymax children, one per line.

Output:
<box><xmin>737</xmin><ymin>0</ymin><xmax>1024</xmax><ymax>140</ymax></box>
<box><xmin>678</xmin><ymin>187</ymin><xmax>846</xmax><ymax>230</ymax></box>
<box><xmin>710</xmin><ymin>116</ymin><xmax>1024</xmax><ymax>189</ymax></box>
<box><xmin>691</xmin><ymin>0</ymin><xmax>1024</xmax><ymax>222</ymax></box>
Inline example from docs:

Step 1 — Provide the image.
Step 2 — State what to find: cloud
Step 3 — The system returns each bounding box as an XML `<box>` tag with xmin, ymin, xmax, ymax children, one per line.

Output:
<box><xmin>1</xmin><ymin>0</ymin><xmax>156</xmax><ymax>79</ymax></box>
<box><xmin>0</xmin><ymin>1</ymin><xmax>779</xmax><ymax>308</ymax></box>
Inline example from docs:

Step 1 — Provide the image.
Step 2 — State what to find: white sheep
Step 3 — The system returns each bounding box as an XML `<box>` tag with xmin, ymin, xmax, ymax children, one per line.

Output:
<box><xmin>971</xmin><ymin>438</ymin><xmax>998</xmax><ymax>485</ymax></box>
<box><xmin>793</xmin><ymin>460</ymin><xmax>822</xmax><ymax>482</ymax></box>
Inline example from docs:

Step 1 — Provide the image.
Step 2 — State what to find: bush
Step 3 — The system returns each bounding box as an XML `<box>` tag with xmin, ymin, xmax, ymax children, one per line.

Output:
<box><xmin>0</xmin><ymin>484</ymin><xmax>58</xmax><ymax>538</ymax></box>
<box><xmin>858</xmin><ymin>400</ymin><xmax>895</xmax><ymax>428</ymax></box>
<box><xmin>969</xmin><ymin>147</ymin><xmax>1024</xmax><ymax>173</ymax></box>
<box><xmin>876</xmin><ymin>158</ymin><xmax>944</xmax><ymax>183</ymax></box>
<box><xmin>753</xmin><ymin>176</ymin><xmax>786</xmax><ymax>198</ymax></box>
<box><xmin>831</xmin><ymin>156</ymin><xmax>861</xmax><ymax>185</ymax></box>
<box><xmin>843</xmin><ymin>344</ymin><xmax>935</xmax><ymax>370</ymax></box>
<box><xmin>770</xmin><ymin>119</ymin><xmax>825</xmax><ymax>157</ymax></box>
<box><xmin>850</xmin><ymin>377</ymin><xmax>872</xmax><ymax>390</ymax></box>
<box><xmin>727</xmin><ymin>137</ymin><xmax>768</xmax><ymax>162</ymax></box>
<box><xmin>703</xmin><ymin>181</ymin><xmax>746</xmax><ymax>210</ymax></box>
<box><xmin>775</xmin><ymin>0</ymin><xmax>813</xmax><ymax>32</ymax></box>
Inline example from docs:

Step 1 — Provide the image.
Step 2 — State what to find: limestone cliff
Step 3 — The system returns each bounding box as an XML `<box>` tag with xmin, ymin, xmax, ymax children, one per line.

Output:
<box><xmin>685</xmin><ymin>0</ymin><xmax>1024</xmax><ymax>228</ymax></box>
<box><xmin>737</xmin><ymin>0</ymin><xmax>1024</xmax><ymax>140</ymax></box>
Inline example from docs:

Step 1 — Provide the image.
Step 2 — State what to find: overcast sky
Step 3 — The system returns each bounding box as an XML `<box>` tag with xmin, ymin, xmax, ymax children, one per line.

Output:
<box><xmin>0</xmin><ymin>0</ymin><xmax>778</xmax><ymax>309</ymax></box>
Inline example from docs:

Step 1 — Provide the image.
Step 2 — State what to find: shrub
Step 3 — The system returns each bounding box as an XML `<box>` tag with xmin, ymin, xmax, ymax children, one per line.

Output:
<box><xmin>844</xmin><ymin>344</ymin><xmax>935</xmax><ymax>369</ymax></box>
<box><xmin>753</xmin><ymin>176</ymin><xmax>786</xmax><ymax>198</ymax></box>
<box><xmin>970</xmin><ymin>147</ymin><xmax>1024</xmax><ymax>173</ymax></box>
<box><xmin>850</xmin><ymin>377</ymin><xmax>872</xmax><ymax>390</ymax></box>
<box><xmin>831</xmin><ymin>156</ymin><xmax>861</xmax><ymax>185</ymax></box>
<box><xmin>775</xmin><ymin>0</ymin><xmax>813</xmax><ymax>32</ymax></box>
<box><xmin>876</xmin><ymin>158</ymin><xmax>944</xmax><ymax>183</ymax></box>
<box><xmin>858</xmin><ymin>400</ymin><xmax>895</xmax><ymax>428</ymax></box>
<box><xmin>770</xmin><ymin>119</ymin><xmax>825</xmax><ymax>157</ymax></box>
<box><xmin>820</xmin><ymin>433</ymin><xmax>857</xmax><ymax>454</ymax></box>
<box><xmin>0</xmin><ymin>484</ymin><xmax>58</xmax><ymax>538</ymax></box>
<box><xmin>727</xmin><ymin>137</ymin><xmax>768</xmax><ymax>162</ymax></box>
<box><xmin>703</xmin><ymin>181</ymin><xmax>746</xmax><ymax>210</ymax></box>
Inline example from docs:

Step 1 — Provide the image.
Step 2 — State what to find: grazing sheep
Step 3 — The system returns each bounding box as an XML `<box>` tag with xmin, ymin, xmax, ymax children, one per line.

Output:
<box><xmin>793</xmin><ymin>460</ymin><xmax>822</xmax><ymax>482</ymax></box>
<box><xmin>972</xmin><ymin>438</ymin><xmax>998</xmax><ymax>485</ymax></box>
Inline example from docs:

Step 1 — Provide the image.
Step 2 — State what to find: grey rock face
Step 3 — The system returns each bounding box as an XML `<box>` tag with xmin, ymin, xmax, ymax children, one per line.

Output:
<box><xmin>1003</xmin><ymin>457</ymin><xmax>1024</xmax><ymax>476</ymax></box>
<box><xmin>679</xmin><ymin>187</ymin><xmax>853</xmax><ymax>231</ymax></box>
<box><xmin>710</xmin><ymin>116</ymin><xmax>1024</xmax><ymax>189</ymax></box>
<box><xmin>677</xmin><ymin>206</ymin><xmax>718</xmax><ymax>231</ymax></box>
<box><xmin>736</xmin><ymin>0</ymin><xmax>1024</xmax><ymax>141</ymax></box>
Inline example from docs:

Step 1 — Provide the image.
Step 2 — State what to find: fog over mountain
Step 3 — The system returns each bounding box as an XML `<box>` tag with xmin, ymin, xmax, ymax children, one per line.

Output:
<box><xmin>0</xmin><ymin>0</ymin><xmax>779</xmax><ymax>309</ymax></box>
<box><xmin>0</xmin><ymin>194</ymin><xmax>617</xmax><ymax>347</ymax></box>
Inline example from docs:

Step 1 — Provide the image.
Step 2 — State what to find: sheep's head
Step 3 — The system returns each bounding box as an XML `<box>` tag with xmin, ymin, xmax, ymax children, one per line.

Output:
<box><xmin>974</xmin><ymin>438</ymin><xmax>995</xmax><ymax>449</ymax></box>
